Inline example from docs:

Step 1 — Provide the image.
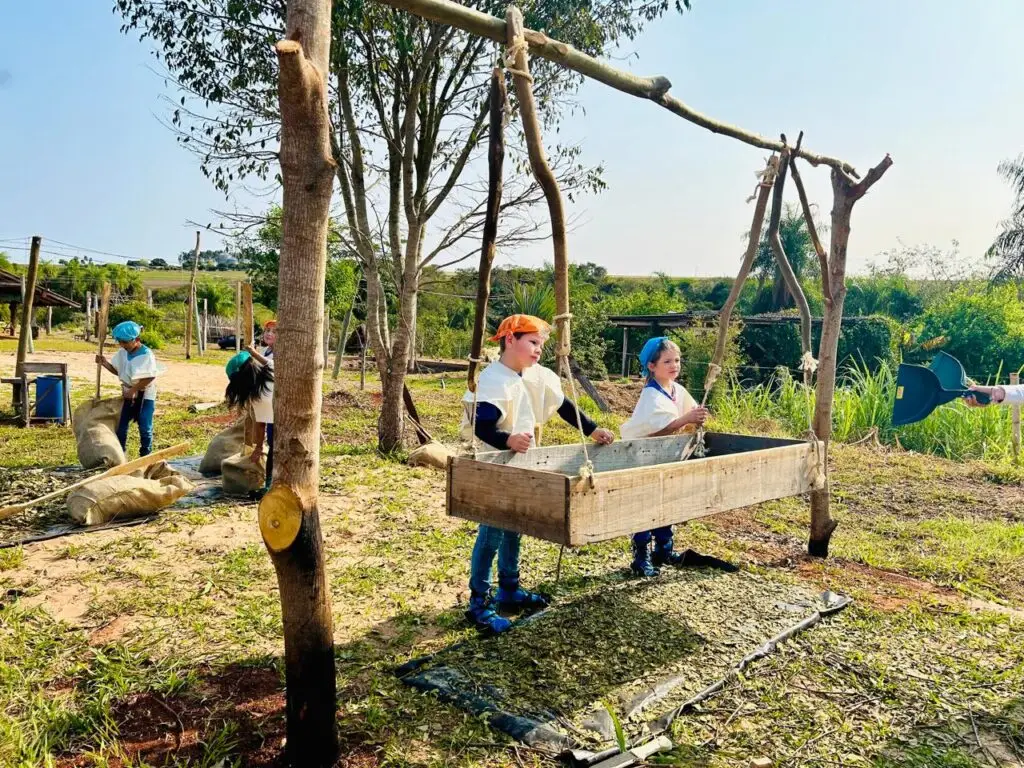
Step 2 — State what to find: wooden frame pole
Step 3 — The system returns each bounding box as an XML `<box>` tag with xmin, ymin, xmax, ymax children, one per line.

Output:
<box><xmin>467</xmin><ymin>68</ymin><xmax>507</xmax><ymax>391</ymax></box>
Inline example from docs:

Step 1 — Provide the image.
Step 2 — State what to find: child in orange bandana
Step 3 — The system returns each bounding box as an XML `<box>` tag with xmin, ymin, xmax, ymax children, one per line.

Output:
<box><xmin>461</xmin><ymin>315</ymin><xmax>614</xmax><ymax>634</ymax></box>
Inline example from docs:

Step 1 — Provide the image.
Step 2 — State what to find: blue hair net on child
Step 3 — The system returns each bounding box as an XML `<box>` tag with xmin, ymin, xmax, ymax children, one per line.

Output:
<box><xmin>111</xmin><ymin>321</ymin><xmax>142</xmax><ymax>342</ymax></box>
<box><xmin>638</xmin><ymin>336</ymin><xmax>670</xmax><ymax>374</ymax></box>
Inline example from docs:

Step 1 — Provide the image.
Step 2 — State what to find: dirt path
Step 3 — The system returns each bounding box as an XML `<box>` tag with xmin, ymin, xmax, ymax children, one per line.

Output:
<box><xmin>0</xmin><ymin>351</ymin><xmax>228</xmax><ymax>401</ymax></box>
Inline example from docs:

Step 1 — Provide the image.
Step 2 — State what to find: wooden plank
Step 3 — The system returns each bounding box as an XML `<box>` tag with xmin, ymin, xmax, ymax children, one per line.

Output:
<box><xmin>448</xmin><ymin>457</ymin><xmax>569</xmax><ymax>544</ymax></box>
<box><xmin>567</xmin><ymin>441</ymin><xmax>822</xmax><ymax>545</ymax></box>
<box><xmin>473</xmin><ymin>434</ymin><xmax>700</xmax><ymax>475</ymax></box>
<box><xmin>22</xmin><ymin>362</ymin><xmax>68</xmax><ymax>375</ymax></box>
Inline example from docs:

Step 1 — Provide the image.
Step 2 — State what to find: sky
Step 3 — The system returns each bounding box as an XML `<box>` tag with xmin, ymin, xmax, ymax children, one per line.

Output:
<box><xmin>1</xmin><ymin>1</ymin><xmax>1022</xmax><ymax>277</ymax></box>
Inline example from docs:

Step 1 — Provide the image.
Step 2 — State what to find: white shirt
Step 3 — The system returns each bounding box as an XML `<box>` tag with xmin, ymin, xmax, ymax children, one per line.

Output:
<box><xmin>1000</xmin><ymin>385</ymin><xmax>1024</xmax><ymax>405</ymax></box>
<box><xmin>619</xmin><ymin>380</ymin><xmax>698</xmax><ymax>440</ymax></box>
<box><xmin>110</xmin><ymin>345</ymin><xmax>160</xmax><ymax>401</ymax></box>
<box><xmin>251</xmin><ymin>349</ymin><xmax>274</xmax><ymax>425</ymax></box>
<box><xmin>460</xmin><ymin>362</ymin><xmax>564</xmax><ymax>443</ymax></box>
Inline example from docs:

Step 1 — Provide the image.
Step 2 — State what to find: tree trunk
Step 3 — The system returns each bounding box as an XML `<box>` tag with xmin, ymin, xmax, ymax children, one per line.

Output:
<box><xmin>467</xmin><ymin>68</ymin><xmax>506</xmax><ymax>391</ymax></box>
<box><xmin>378</xmin><ymin>278</ymin><xmax>416</xmax><ymax>451</ymax></box>
<box><xmin>258</xmin><ymin>3</ymin><xmax>338</xmax><ymax>764</ymax></box>
<box><xmin>809</xmin><ymin>156</ymin><xmax>893</xmax><ymax>557</ymax></box>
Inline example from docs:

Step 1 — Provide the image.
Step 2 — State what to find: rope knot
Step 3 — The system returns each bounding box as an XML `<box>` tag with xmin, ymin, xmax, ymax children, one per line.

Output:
<box><xmin>799</xmin><ymin>351</ymin><xmax>819</xmax><ymax>374</ymax></box>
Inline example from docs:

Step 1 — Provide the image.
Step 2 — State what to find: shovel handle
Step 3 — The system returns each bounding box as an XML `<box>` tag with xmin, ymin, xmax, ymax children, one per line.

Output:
<box><xmin>963</xmin><ymin>391</ymin><xmax>991</xmax><ymax>405</ymax></box>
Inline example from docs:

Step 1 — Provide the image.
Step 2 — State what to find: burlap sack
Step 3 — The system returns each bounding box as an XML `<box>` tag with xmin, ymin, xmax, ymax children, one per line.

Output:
<box><xmin>407</xmin><ymin>441</ymin><xmax>453</xmax><ymax>470</ymax></box>
<box><xmin>73</xmin><ymin>398</ymin><xmax>127</xmax><ymax>469</ymax></box>
<box><xmin>199</xmin><ymin>417</ymin><xmax>247</xmax><ymax>475</ymax></box>
<box><xmin>221</xmin><ymin>448</ymin><xmax>267</xmax><ymax>496</ymax></box>
<box><xmin>67</xmin><ymin>463</ymin><xmax>193</xmax><ymax>526</ymax></box>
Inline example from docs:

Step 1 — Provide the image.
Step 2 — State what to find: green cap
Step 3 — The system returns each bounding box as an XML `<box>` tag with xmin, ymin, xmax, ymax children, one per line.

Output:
<box><xmin>226</xmin><ymin>351</ymin><xmax>251</xmax><ymax>378</ymax></box>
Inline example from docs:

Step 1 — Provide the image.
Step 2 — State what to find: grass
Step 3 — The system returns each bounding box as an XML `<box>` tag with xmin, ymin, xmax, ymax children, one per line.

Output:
<box><xmin>714</xmin><ymin>363</ymin><xmax>1021</xmax><ymax>463</ymax></box>
<box><xmin>0</xmin><ymin>367</ymin><xmax>1023</xmax><ymax>765</ymax></box>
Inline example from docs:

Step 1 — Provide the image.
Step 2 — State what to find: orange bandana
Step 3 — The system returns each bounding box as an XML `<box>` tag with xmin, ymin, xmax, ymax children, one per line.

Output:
<box><xmin>489</xmin><ymin>314</ymin><xmax>550</xmax><ymax>341</ymax></box>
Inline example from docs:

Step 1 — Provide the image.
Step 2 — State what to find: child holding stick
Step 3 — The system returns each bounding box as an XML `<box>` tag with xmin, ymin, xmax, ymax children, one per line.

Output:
<box><xmin>96</xmin><ymin>321</ymin><xmax>160</xmax><ymax>457</ymax></box>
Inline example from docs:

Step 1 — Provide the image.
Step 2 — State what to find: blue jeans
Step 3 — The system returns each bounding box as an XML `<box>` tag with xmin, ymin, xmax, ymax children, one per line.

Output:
<box><xmin>265</xmin><ymin>423</ymin><xmax>274</xmax><ymax>488</ymax></box>
<box><xmin>632</xmin><ymin>526</ymin><xmax>674</xmax><ymax>549</ymax></box>
<box><xmin>117</xmin><ymin>396</ymin><xmax>155</xmax><ymax>457</ymax></box>
<box><xmin>469</xmin><ymin>525</ymin><xmax>521</xmax><ymax>596</ymax></box>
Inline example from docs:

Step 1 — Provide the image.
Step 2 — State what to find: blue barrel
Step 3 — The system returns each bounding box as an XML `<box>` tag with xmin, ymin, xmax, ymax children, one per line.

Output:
<box><xmin>35</xmin><ymin>376</ymin><xmax>65</xmax><ymax>420</ymax></box>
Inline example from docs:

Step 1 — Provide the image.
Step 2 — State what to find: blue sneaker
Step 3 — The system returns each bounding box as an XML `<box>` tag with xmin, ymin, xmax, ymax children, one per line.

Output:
<box><xmin>631</xmin><ymin>539</ymin><xmax>660</xmax><ymax>578</ymax></box>
<box><xmin>465</xmin><ymin>593</ymin><xmax>512</xmax><ymax>635</ymax></box>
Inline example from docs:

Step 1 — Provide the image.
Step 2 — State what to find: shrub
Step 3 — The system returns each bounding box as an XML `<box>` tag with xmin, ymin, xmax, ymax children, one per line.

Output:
<box><xmin>108</xmin><ymin>302</ymin><xmax>163</xmax><ymax>333</ymax></box>
<box><xmin>139</xmin><ymin>330</ymin><xmax>165</xmax><ymax>350</ymax></box>
<box><xmin>918</xmin><ymin>284</ymin><xmax>1024</xmax><ymax>376</ymax></box>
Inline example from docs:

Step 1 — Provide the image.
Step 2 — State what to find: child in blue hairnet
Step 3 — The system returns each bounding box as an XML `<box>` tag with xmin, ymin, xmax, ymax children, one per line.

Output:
<box><xmin>620</xmin><ymin>336</ymin><xmax>738</xmax><ymax>577</ymax></box>
<box><xmin>96</xmin><ymin>321</ymin><xmax>161</xmax><ymax>457</ymax></box>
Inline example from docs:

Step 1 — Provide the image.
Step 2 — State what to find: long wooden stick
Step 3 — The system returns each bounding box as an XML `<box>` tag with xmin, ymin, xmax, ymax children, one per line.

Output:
<box><xmin>0</xmin><ymin>442</ymin><xmax>190</xmax><ymax>520</ymax></box>
<box><xmin>467</xmin><ymin>68</ymin><xmax>506</xmax><ymax>392</ymax></box>
<box><xmin>15</xmin><ymin>236</ymin><xmax>41</xmax><ymax>377</ymax></box>
<box><xmin>788</xmin><ymin>134</ymin><xmax>831</xmax><ymax>305</ymax></box>
<box><xmin>507</xmin><ymin>8</ymin><xmax>570</xmax><ymax>357</ymax></box>
<box><xmin>372</xmin><ymin>0</ymin><xmax>858</xmax><ymax>176</ymax></box>
<box><xmin>767</xmin><ymin>142</ymin><xmax>813</xmax><ymax>367</ymax></box>
<box><xmin>241</xmin><ymin>283</ymin><xmax>254</xmax><ymax>348</ymax></box>
<box><xmin>95</xmin><ymin>283</ymin><xmax>111</xmax><ymax>400</ymax></box>
<box><xmin>705</xmin><ymin>156</ymin><xmax>776</xmax><ymax>388</ymax></box>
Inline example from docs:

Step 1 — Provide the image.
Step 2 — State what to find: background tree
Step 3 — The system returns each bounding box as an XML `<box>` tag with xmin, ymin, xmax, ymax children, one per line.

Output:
<box><xmin>752</xmin><ymin>203</ymin><xmax>820</xmax><ymax>312</ymax></box>
<box><xmin>236</xmin><ymin>205</ymin><xmax>359</xmax><ymax>316</ymax></box>
<box><xmin>114</xmin><ymin>0</ymin><xmax>692</xmax><ymax>452</ymax></box>
<box><xmin>990</xmin><ymin>154</ymin><xmax>1024</xmax><ymax>280</ymax></box>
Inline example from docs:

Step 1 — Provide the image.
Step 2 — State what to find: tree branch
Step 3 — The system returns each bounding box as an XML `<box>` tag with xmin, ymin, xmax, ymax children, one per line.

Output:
<box><xmin>788</xmin><ymin>131</ymin><xmax>832</xmax><ymax>305</ymax></box>
<box><xmin>371</xmin><ymin>0</ymin><xmax>860</xmax><ymax>175</ymax></box>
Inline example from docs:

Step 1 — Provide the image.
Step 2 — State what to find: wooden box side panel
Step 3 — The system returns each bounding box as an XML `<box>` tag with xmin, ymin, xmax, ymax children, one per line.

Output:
<box><xmin>447</xmin><ymin>458</ymin><xmax>569</xmax><ymax>545</ymax></box>
<box><xmin>567</xmin><ymin>442</ymin><xmax>820</xmax><ymax>545</ymax></box>
<box><xmin>471</xmin><ymin>434</ymin><xmax>697</xmax><ymax>476</ymax></box>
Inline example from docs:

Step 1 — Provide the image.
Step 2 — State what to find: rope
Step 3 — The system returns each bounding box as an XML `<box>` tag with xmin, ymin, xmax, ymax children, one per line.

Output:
<box><xmin>799</xmin><ymin>352</ymin><xmax>826</xmax><ymax>489</ymax></box>
<box><xmin>554</xmin><ymin>314</ymin><xmax>594</xmax><ymax>487</ymax></box>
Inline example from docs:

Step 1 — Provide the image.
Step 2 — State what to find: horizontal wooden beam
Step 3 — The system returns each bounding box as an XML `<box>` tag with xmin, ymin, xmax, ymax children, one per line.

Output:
<box><xmin>371</xmin><ymin>0</ymin><xmax>859</xmax><ymax>175</ymax></box>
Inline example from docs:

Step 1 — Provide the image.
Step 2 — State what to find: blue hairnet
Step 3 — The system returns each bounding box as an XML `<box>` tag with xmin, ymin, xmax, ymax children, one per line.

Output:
<box><xmin>226</xmin><ymin>351</ymin><xmax>251</xmax><ymax>378</ymax></box>
<box><xmin>638</xmin><ymin>336</ymin><xmax>671</xmax><ymax>375</ymax></box>
<box><xmin>111</xmin><ymin>321</ymin><xmax>142</xmax><ymax>342</ymax></box>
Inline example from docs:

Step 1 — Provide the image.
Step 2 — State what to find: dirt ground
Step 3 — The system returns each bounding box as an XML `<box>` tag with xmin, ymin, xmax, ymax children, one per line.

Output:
<box><xmin>0</xmin><ymin>350</ymin><xmax>229</xmax><ymax>401</ymax></box>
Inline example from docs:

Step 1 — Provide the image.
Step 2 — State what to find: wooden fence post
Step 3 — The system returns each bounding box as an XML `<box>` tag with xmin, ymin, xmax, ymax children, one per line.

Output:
<box><xmin>46</xmin><ymin>307</ymin><xmax>52</xmax><ymax>335</ymax></box>
<box><xmin>1012</xmin><ymin>372</ymin><xmax>1020</xmax><ymax>462</ymax></box>
<box><xmin>85</xmin><ymin>290</ymin><xmax>92</xmax><ymax>342</ymax></box>
<box><xmin>16</xmin><ymin>237</ymin><xmax>41</xmax><ymax>374</ymax></box>
<box><xmin>202</xmin><ymin>298</ymin><xmax>209</xmax><ymax>353</ymax></box>
<box><xmin>621</xmin><ymin>327</ymin><xmax>629</xmax><ymax>378</ymax></box>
